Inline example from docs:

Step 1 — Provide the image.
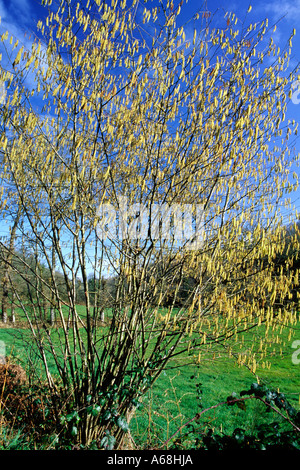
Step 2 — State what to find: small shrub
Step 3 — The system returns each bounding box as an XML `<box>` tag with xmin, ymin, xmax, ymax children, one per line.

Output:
<box><xmin>0</xmin><ymin>363</ymin><xmax>27</xmax><ymax>391</ymax></box>
<box><xmin>0</xmin><ymin>363</ymin><xmax>58</xmax><ymax>448</ymax></box>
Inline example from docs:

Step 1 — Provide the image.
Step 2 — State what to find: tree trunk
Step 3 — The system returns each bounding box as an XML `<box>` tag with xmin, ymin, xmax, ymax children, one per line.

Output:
<box><xmin>1</xmin><ymin>279</ymin><xmax>8</xmax><ymax>323</ymax></box>
<box><xmin>100</xmin><ymin>308</ymin><xmax>105</xmax><ymax>323</ymax></box>
<box><xmin>11</xmin><ymin>291</ymin><xmax>15</xmax><ymax>323</ymax></box>
<box><xmin>50</xmin><ymin>306</ymin><xmax>55</xmax><ymax>325</ymax></box>
<box><xmin>1</xmin><ymin>206</ymin><xmax>21</xmax><ymax>323</ymax></box>
<box><xmin>50</xmin><ymin>243</ymin><xmax>56</xmax><ymax>325</ymax></box>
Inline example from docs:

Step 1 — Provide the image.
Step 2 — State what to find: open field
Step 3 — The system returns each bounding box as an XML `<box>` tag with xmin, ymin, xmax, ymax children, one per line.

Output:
<box><xmin>0</xmin><ymin>308</ymin><xmax>299</xmax><ymax>449</ymax></box>
<box><xmin>129</xmin><ymin>319</ymin><xmax>300</xmax><ymax>448</ymax></box>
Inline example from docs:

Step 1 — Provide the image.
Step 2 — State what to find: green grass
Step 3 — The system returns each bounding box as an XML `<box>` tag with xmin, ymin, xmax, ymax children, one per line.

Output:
<box><xmin>0</xmin><ymin>310</ymin><xmax>299</xmax><ymax>449</ymax></box>
<box><xmin>130</xmin><ymin>322</ymin><xmax>300</xmax><ymax>448</ymax></box>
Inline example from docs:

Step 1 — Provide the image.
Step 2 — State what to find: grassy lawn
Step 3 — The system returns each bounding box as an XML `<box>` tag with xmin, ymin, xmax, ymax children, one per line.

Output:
<box><xmin>131</xmin><ymin>352</ymin><xmax>299</xmax><ymax>447</ymax></box>
<box><xmin>0</xmin><ymin>308</ymin><xmax>299</xmax><ymax>449</ymax></box>
<box><xmin>131</xmin><ymin>321</ymin><xmax>300</xmax><ymax>448</ymax></box>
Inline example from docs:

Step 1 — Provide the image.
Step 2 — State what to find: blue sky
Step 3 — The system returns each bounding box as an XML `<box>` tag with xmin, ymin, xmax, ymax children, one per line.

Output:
<box><xmin>0</xmin><ymin>0</ymin><xmax>299</xmax><ymax>136</ymax></box>
<box><xmin>0</xmin><ymin>0</ymin><xmax>300</xmax><ymax>223</ymax></box>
